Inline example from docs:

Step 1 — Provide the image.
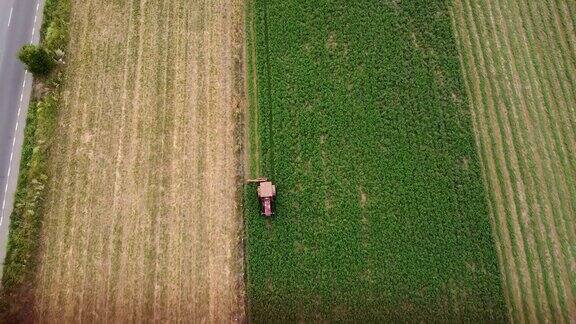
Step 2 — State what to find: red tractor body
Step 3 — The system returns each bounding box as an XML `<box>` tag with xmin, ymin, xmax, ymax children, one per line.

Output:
<box><xmin>252</xmin><ymin>179</ymin><xmax>276</xmax><ymax>217</ymax></box>
<box><xmin>261</xmin><ymin>197</ymin><xmax>273</xmax><ymax>217</ymax></box>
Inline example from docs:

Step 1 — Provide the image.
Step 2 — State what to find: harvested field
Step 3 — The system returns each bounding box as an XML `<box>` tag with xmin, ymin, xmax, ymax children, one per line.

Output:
<box><xmin>33</xmin><ymin>0</ymin><xmax>246</xmax><ymax>322</ymax></box>
<box><xmin>451</xmin><ymin>0</ymin><xmax>576</xmax><ymax>322</ymax></box>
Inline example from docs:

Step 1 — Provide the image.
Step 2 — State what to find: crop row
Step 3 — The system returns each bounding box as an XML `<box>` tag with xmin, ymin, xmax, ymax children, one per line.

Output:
<box><xmin>451</xmin><ymin>0</ymin><xmax>576</xmax><ymax>322</ymax></box>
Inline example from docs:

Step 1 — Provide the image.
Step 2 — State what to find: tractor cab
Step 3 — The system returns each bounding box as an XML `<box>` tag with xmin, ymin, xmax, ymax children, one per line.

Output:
<box><xmin>247</xmin><ymin>178</ymin><xmax>276</xmax><ymax>217</ymax></box>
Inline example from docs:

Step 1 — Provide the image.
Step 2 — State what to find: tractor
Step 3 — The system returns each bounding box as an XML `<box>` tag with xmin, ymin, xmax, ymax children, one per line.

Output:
<box><xmin>247</xmin><ymin>178</ymin><xmax>276</xmax><ymax>217</ymax></box>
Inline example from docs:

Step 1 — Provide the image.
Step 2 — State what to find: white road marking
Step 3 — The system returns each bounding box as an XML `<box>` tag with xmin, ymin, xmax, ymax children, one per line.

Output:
<box><xmin>31</xmin><ymin>2</ymin><xmax>40</xmax><ymax>41</ymax></box>
<box><xmin>7</xmin><ymin>7</ymin><xmax>13</xmax><ymax>27</ymax></box>
<box><xmin>0</xmin><ymin>77</ymin><xmax>29</xmax><ymax>227</ymax></box>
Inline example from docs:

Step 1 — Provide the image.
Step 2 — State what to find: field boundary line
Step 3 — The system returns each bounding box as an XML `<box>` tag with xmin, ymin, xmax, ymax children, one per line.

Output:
<box><xmin>261</xmin><ymin>0</ymin><xmax>274</xmax><ymax>179</ymax></box>
<box><xmin>475</xmin><ymin>1</ymin><xmax>557</xmax><ymax>320</ymax></box>
<box><xmin>463</xmin><ymin>1</ymin><xmax>539</xmax><ymax>320</ymax></box>
<box><xmin>450</xmin><ymin>7</ymin><xmax>514</xmax><ymax>321</ymax></box>
<box><xmin>452</xmin><ymin>1</ymin><xmax>523</xmax><ymax>321</ymax></box>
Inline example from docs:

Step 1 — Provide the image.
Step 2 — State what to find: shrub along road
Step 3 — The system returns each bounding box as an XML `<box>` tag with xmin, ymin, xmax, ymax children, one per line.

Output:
<box><xmin>0</xmin><ymin>0</ymin><xmax>44</xmax><ymax>277</ymax></box>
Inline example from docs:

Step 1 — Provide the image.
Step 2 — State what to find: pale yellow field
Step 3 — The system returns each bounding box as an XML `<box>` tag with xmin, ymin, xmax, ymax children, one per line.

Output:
<box><xmin>451</xmin><ymin>0</ymin><xmax>576</xmax><ymax>322</ymax></box>
<box><xmin>34</xmin><ymin>0</ymin><xmax>246</xmax><ymax>322</ymax></box>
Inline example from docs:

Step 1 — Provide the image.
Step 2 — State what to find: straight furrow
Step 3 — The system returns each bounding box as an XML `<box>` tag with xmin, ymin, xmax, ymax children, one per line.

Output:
<box><xmin>144</xmin><ymin>0</ymin><xmax>169</xmax><ymax>320</ymax></box>
<box><xmin>72</xmin><ymin>19</ymin><xmax>111</xmax><ymax>322</ymax></box>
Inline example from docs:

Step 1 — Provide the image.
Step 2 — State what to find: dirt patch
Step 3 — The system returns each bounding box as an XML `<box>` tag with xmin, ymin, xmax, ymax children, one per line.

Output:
<box><xmin>33</xmin><ymin>0</ymin><xmax>246</xmax><ymax>322</ymax></box>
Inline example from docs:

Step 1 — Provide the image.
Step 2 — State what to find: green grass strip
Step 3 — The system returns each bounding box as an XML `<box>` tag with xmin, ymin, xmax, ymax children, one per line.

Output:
<box><xmin>0</xmin><ymin>0</ymin><xmax>71</xmax><ymax>319</ymax></box>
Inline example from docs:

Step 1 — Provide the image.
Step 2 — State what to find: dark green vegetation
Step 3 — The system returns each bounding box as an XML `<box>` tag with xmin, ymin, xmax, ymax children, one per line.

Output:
<box><xmin>17</xmin><ymin>0</ymin><xmax>69</xmax><ymax>77</ymax></box>
<box><xmin>245</xmin><ymin>0</ymin><xmax>507</xmax><ymax>321</ymax></box>
<box><xmin>1</xmin><ymin>0</ymin><xmax>70</xmax><ymax>319</ymax></box>
<box><xmin>18</xmin><ymin>44</ymin><xmax>55</xmax><ymax>76</ymax></box>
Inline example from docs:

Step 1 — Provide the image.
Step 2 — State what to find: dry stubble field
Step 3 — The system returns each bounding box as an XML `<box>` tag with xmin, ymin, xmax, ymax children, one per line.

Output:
<box><xmin>451</xmin><ymin>0</ymin><xmax>576</xmax><ymax>322</ymax></box>
<box><xmin>33</xmin><ymin>0</ymin><xmax>246</xmax><ymax>322</ymax></box>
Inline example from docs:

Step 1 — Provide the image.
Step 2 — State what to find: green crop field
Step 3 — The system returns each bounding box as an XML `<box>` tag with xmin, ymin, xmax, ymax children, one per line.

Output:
<box><xmin>244</xmin><ymin>0</ymin><xmax>507</xmax><ymax>321</ymax></box>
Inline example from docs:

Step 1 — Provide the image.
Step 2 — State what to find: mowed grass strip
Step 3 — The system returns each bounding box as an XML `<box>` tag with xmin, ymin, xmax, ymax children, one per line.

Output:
<box><xmin>245</xmin><ymin>0</ymin><xmax>506</xmax><ymax>321</ymax></box>
<box><xmin>451</xmin><ymin>0</ymin><xmax>576</xmax><ymax>322</ymax></box>
<box><xmin>33</xmin><ymin>0</ymin><xmax>246</xmax><ymax>322</ymax></box>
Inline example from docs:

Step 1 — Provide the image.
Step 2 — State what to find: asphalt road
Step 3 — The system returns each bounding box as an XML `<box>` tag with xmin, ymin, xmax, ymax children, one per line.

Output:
<box><xmin>0</xmin><ymin>0</ymin><xmax>44</xmax><ymax>278</ymax></box>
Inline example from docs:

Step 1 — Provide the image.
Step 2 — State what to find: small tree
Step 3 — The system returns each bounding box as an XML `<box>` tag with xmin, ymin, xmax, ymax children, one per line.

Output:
<box><xmin>18</xmin><ymin>45</ymin><xmax>55</xmax><ymax>76</ymax></box>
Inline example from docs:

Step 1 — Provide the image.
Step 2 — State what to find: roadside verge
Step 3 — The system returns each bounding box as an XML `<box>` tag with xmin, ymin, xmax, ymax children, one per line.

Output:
<box><xmin>0</xmin><ymin>0</ymin><xmax>70</xmax><ymax>320</ymax></box>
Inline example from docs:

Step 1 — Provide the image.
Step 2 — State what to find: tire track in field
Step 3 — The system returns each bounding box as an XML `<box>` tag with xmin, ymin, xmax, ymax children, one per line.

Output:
<box><xmin>184</xmin><ymin>2</ymin><xmax>210</xmax><ymax>318</ymax></box>
<box><xmin>72</xmin><ymin>5</ymin><xmax>126</xmax><ymax>318</ymax></box>
<box><xmin>71</xmin><ymin>27</ymin><xmax>110</xmax><ymax>322</ymax></box>
<box><xmin>130</xmin><ymin>1</ymin><xmax>165</xmax><ymax>320</ymax></box>
<box><xmin>206</xmin><ymin>3</ymin><xmax>236</xmax><ymax>319</ymax></box>
<box><xmin>89</xmin><ymin>7</ymin><xmax>131</xmax><ymax>318</ymax></box>
<box><xmin>204</xmin><ymin>3</ymin><xmax>219</xmax><ymax>319</ymax></box>
<box><xmin>151</xmin><ymin>0</ymin><xmax>174</xmax><ymax>319</ymax></box>
<box><xmin>83</xmin><ymin>22</ymin><xmax>127</xmax><ymax>321</ymax></box>
<box><xmin>166</xmin><ymin>3</ymin><xmax>190</xmax><ymax>318</ymax></box>
<box><xmin>144</xmin><ymin>0</ymin><xmax>170</xmax><ymax>320</ymax></box>
<box><xmin>163</xmin><ymin>0</ymin><xmax>187</xmax><ymax>318</ymax></box>
<box><xmin>179</xmin><ymin>4</ymin><xmax>201</xmax><ymax>318</ymax></box>
<box><xmin>111</xmin><ymin>0</ymin><xmax>149</xmax><ymax>319</ymax></box>
<box><xmin>173</xmin><ymin>1</ymin><xmax>193</xmax><ymax>318</ymax></box>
